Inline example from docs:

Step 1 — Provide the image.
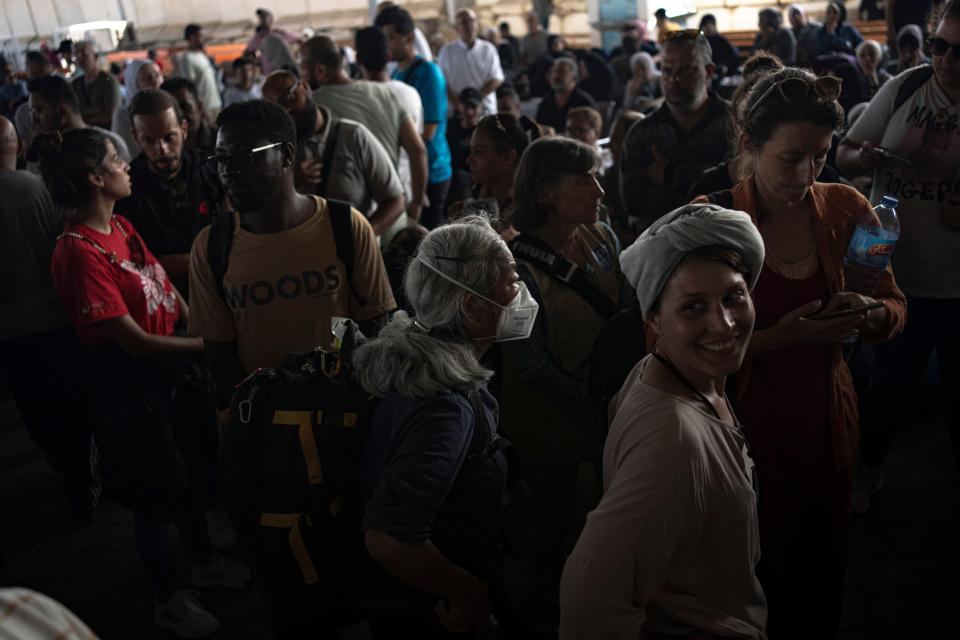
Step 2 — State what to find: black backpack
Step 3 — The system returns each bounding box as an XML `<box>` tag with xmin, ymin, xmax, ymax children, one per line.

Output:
<box><xmin>508</xmin><ymin>232</ymin><xmax>646</xmax><ymax>421</ymax></box>
<box><xmin>218</xmin><ymin>322</ymin><xmax>372</xmax><ymax>603</ymax></box>
<box><xmin>206</xmin><ymin>198</ymin><xmax>368</xmax><ymax>307</ymax></box>
<box><xmin>219</xmin><ymin>322</ymin><xmax>507</xmax><ymax>605</ymax></box>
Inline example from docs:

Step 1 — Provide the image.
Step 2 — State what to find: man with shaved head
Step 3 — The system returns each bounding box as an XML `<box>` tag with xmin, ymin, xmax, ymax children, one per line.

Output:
<box><xmin>438</xmin><ymin>8</ymin><xmax>504</xmax><ymax>115</ymax></box>
<box><xmin>300</xmin><ymin>34</ymin><xmax>426</xmax><ymax>221</ymax></box>
<box><xmin>0</xmin><ymin>116</ymin><xmax>97</xmax><ymax>519</ymax></box>
<box><xmin>261</xmin><ymin>70</ymin><xmax>404</xmax><ymax>235</ymax></box>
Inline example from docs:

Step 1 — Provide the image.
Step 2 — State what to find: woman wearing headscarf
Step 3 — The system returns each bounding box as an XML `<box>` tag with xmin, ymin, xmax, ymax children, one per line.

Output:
<box><xmin>499</xmin><ymin>136</ymin><xmax>633</xmax><ymax>633</ymax></box>
<box><xmin>560</xmin><ymin>203</ymin><xmax>768</xmax><ymax>640</ymax></box>
<box><xmin>622</xmin><ymin>51</ymin><xmax>662</xmax><ymax>111</ymax></box>
<box><xmin>788</xmin><ymin>4</ymin><xmax>824</xmax><ymax>66</ymax></box>
<box><xmin>695</xmin><ymin>67</ymin><xmax>906</xmax><ymax>638</ymax></box>
<box><xmin>855</xmin><ymin>40</ymin><xmax>892</xmax><ymax>99</ymax></box>
<box><xmin>818</xmin><ymin>1</ymin><xmax>865</xmax><ymax>55</ymax></box>
<box><xmin>111</xmin><ymin>59</ymin><xmax>163</xmax><ymax>157</ymax></box>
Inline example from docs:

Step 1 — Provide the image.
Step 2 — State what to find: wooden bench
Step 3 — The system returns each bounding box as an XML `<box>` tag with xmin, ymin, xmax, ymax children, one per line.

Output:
<box><xmin>722</xmin><ymin>20</ymin><xmax>887</xmax><ymax>61</ymax></box>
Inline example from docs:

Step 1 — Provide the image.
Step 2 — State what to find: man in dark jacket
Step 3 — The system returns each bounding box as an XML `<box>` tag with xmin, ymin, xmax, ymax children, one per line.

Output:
<box><xmin>700</xmin><ymin>13</ymin><xmax>740</xmax><ymax>76</ymax></box>
<box><xmin>754</xmin><ymin>7</ymin><xmax>797</xmax><ymax>64</ymax></box>
<box><xmin>115</xmin><ymin>89</ymin><xmax>224</xmax><ymax>295</ymax></box>
<box><xmin>619</xmin><ymin>31</ymin><xmax>730</xmax><ymax>232</ymax></box>
<box><xmin>535</xmin><ymin>56</ymin><xmax>598</xmax><ymax>133</ymax></box>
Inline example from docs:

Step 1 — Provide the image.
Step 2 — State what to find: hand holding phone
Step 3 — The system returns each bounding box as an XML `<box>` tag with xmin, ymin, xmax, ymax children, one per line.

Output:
<box><xmin>872</xmin><ymin>147</ymin><xmax>912</xmax><ymax>165</ymax></box>
<box><xmin>810</xmin><ymin>301</ymin><xmax>885</xmax><ymax>321</ymax></box>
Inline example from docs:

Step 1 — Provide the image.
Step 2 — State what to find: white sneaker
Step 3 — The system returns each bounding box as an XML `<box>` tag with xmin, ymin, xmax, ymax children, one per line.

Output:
<box><xmin>190</xmin><ymin>553</ymin><xmax>252</xmax><ymax>590</ymax></box>
<box><xmin>852</xmin><ymin>464</ymin><xmax>884</xmax><ymax>515</ymax></box>
<box><xmin>205</xmin><ymin>507</ymin><xmax>240</xmax><ymax>551</ymax></box>
<box><xmin>154</xmin><ymin>591</ymin><xmax>219</xmax><ymax>638</ymax></box>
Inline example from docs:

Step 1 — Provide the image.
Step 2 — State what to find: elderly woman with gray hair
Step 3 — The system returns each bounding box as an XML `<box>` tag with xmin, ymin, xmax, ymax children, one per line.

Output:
<box><xmin>355</xmin><ymin>216</ymin><xmax>536</xmax><ymax>637</ymax></box>
<box><xmin>560</xmin><ymin>203</ymin><xmax>768</xmax><ymax>640</ymax></box>
<box><xmin>623</xmin><ymin>51</ymin><xmax>663</xmax><ymax>111</ymax></box>
<box><xmin>499</xmin><ymin>135</ymin><xmax>633</xmax><ymax>632</ymax></box>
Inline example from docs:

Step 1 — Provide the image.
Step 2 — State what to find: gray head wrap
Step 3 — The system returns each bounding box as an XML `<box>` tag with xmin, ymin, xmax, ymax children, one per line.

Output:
<box><xmin>620</xmin><ymin>203</ymin><xmax>765</xmax><ymax>319</ymax></box>
<box><xmin>123</xmin><ymin>59</ymin><xmax>151</xmax><ymax>106</ymax></box>
<box><xmin>896</xmin><ymin>24</ymin><xmax>924</xmax><ymax>50</ymax></box>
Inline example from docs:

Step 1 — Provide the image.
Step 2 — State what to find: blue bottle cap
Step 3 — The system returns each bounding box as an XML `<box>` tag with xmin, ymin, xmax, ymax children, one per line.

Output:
<box><xmin>880</xmin><ymin>195</ymin><xmax>899</xmax><ymax>209</ymax></box>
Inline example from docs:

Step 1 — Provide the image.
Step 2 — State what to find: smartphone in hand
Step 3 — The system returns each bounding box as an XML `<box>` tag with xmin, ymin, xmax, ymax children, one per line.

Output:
<box><xmin>810</xmin><ymin>301</ymin><xmax>885</xmax><ymax>321</ymax></box>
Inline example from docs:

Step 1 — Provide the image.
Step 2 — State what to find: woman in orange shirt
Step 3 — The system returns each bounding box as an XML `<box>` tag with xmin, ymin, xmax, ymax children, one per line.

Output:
<box><xmin>696</xmin><ymin>67</ymin><xmax>906</xmax><ymax>639</ymax></box>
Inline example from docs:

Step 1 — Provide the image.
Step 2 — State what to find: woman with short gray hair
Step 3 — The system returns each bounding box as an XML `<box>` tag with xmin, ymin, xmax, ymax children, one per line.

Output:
<box><xmin>501</xmin><ymin>135</ymin><xmax>633</xmax><ymax>631</ymax></box>
<box><xmin>623</xmin><ymin>51</ymin><xmax>662</xmax><ymax>110</ymax></box>
<box><xmin>356</xmin><ymin>215</ymin><xmax>537</xmax><ymax>636</ymax></box>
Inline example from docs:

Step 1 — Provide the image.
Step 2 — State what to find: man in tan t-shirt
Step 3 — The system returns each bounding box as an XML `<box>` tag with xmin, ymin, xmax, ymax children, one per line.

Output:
<box><xmin>188</xmin><ymin>100</ymin><xmax>395</xmax><ymax>405</ymax></box>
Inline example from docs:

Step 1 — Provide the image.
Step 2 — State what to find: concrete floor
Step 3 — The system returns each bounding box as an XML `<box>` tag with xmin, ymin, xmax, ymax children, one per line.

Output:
<box><xmin>1</xmin><ymin>391</ymin><xmax>958</xmax><ymax>639</ymax></box>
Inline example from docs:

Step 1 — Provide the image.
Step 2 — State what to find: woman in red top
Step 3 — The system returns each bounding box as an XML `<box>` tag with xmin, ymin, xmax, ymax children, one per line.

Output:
<box><xmin>696</xmin><ymin>68</ymin><xmax>907</xmax><ymax>639</ymax></box>
<box><xmin>32</xmin><ymin>129</ymin><xmax>248</xmax><ymax>639</ymax></box>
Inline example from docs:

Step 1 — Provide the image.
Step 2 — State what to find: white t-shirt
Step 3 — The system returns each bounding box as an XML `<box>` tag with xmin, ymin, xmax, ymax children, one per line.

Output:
<box><xmin>845</xmin><ymin>66</ymin><xmax>960</xmax><ymax>298</ymax></box>
<box><xmin>223</xmin><ymin>83</ymin><xmax>263</xmax><ymax>107</ymax></box>
<box><xmin>437</xmin><ymin>38</ymin><xmax>504</xmax><ymax>115</ymax></box>
<box><xmin>176</xmin><ymin>50</ymin><xmax>223</xmax><ymax>119</ymax></box>
<box><xmin>387</xmin><ymin>79</ymin><xmax>423</xmax><ymax>200</ymax></box>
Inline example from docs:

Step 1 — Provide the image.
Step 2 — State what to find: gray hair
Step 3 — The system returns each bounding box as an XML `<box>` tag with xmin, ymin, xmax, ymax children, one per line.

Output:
<box><xmin>856</xmin><ymin>39</ymin><xmax>882</xmax><ymax>59</ymax></box>
<box><xmin>629</xmin><ymin>51</ymin><xmax>659</xmax><ymax>79</ymax></box>
<box><xmin>353</xmin><ymin>215</ymin><xmax>512</xmax><ymax>398</ymax></box>
<box><xmin>552</xmin><ymin>56</ymin><xmax>579</xmax><ymax>79</ymax></box>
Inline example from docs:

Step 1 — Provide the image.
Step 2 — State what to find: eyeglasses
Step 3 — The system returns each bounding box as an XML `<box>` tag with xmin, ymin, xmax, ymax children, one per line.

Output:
<box><xmin>928</xmin><ymin>37</ymin><xmax>960</xmax><ymax>59</ymax></box>
<box><xmin>746</xmin><ymin>75</ymin><xmax>842</xmax><ymax>120</ymax></box>
<box><xmin>205</xmin><ymin>142</ymin><xmax>283</xmax><ymax>173</ymax></box>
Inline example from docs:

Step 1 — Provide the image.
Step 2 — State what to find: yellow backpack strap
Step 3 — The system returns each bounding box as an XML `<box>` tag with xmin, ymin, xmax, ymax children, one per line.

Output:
<box><xmin>260</xmin><ymin>512</ymin><xmax>319</xmax><ymax>585</ymax></box>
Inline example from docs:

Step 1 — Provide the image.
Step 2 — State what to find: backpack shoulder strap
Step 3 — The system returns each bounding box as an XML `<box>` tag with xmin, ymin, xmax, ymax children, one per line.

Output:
<box><xmin>509</xmin><ymin>234</ymin><xmax>618</xmax><ymax>321</ymax></box>
<box><xmin>207</xmin><ymin>211</ymin><xmax>236</xmax><ymax>304</ymax></box>
<box><xmin>464</xmin><ymin>390</ymin><xmax>505</xmax><ymax>464</ymax></box>
<box><xmin>894</xmin><ymin>65</ymin><xmax>934</xmax><ymax>114</ymax></box>
<box><xmin>706</xmin><ymin>189</ymin><xmax>734</xmax><ymax>209</ymax></box>
<box><xmin>328</xmin><ymin>198</ymin><xmax>368</xmax><ymax>307</ymax></box>
<box><xmin>402</xmin><ymin>57</ymin><xmax>426</xmax><ymax>84</ymax></box>
<box><xmin>317</xmin><ymin>121</ymin><xmax>342</xmax><ymax>197</ymax></box>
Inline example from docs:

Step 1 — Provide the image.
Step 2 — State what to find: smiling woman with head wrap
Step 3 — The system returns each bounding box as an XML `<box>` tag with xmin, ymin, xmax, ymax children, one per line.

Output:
<box><xmin>560</xmin><ymin>203</ymin><xmax>769</xmax><ymax>640</ymax></box>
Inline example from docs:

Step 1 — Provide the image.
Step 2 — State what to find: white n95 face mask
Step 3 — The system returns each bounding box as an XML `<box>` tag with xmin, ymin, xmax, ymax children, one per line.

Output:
<box><xmin>488</xmin><ymin>281</ymin><xmax>539</xmax><ymax>342</ymax></box>
<box><xmin>417</xmin><ymin>256</ymin><xmax>539</xmax><ymax>342</ymax></box>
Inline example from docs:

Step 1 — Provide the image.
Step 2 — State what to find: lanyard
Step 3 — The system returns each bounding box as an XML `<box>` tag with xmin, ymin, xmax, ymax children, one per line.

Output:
<box><xmin>651</xmin><ymin>352</ymin><xmax>759</xmax><ymax>491</ymax></box>
<box><xmin>651</xmin><ymin>352</ymin><xmax>723</xmax><ymax>421</ymax></box>
<box><xmin>57</xmin><ymin>216</ymin><xmax>132</xmax><ymax>265</ymax></box>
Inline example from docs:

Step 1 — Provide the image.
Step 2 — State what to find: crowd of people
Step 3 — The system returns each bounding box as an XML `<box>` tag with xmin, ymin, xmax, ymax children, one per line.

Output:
<box><xmin>0</xmin><ymin>0</ymin><xmax>957</xmax><ymax>638</ymax></box>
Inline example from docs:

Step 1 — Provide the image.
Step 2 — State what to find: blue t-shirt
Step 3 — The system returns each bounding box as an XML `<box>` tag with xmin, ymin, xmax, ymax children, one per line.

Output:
<box><xmin>392</xmin><ymin>57</ymin><xmax>452</xmax><ymax>184</ymax></box>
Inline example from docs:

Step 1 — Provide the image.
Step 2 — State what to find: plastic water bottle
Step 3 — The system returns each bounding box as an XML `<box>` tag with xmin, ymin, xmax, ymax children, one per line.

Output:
<box><xmin>843</xmin><ymin>196</ymin><xmax>900</xmax><ymax>295</ymax></box>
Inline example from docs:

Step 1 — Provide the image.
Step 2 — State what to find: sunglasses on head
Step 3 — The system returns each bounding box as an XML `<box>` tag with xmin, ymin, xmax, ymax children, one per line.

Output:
<box><xmin>747</xmin><ymin>75</ymin><xmax>842</xmax><ymax>119</ymax></box>
<box><xmin>663</xmin><ymin>29</ymin><xmax>706</xmax><ymax>43</ymax></box>
<box><xmin>928</xmin><ymin>37</ymin><xmax>960</xmax><ymax>58</ymax></box>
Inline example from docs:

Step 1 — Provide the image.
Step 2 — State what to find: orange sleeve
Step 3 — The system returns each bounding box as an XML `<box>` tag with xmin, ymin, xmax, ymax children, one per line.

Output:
<box><xmin>865</xmin><ymin>264</ymin><xmax>907</xmax><ymax>344</ymax></box>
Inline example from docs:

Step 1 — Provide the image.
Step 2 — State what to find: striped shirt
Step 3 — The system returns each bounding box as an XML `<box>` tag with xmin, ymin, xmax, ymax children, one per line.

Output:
<box><xmin>619</xmin><ymin>93</ymin><xmax>730</xmax><ymax>233</ymax></box>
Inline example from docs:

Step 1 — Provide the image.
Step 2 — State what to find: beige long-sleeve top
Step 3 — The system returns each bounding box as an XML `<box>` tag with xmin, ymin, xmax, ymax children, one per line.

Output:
<box><xmin>560</xmin><ymin>356</ymin><xmax>767</xmax><ymax>639</ymax></box>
